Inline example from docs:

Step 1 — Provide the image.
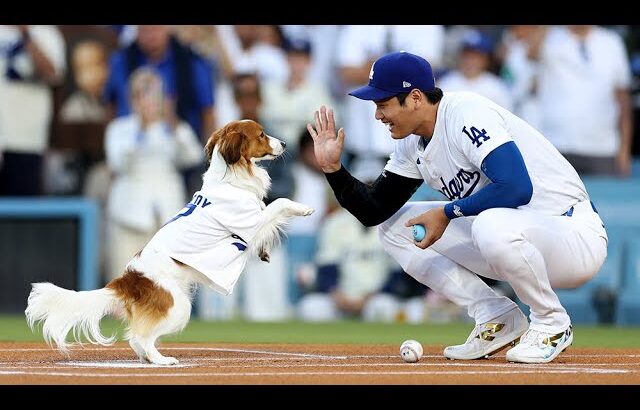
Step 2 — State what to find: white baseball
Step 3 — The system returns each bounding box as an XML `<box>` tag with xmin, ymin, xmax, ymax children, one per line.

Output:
<box><xmin>400</xmin><ymin>339</ymin><xmax>423</xmax><ymax>363</ymax></box>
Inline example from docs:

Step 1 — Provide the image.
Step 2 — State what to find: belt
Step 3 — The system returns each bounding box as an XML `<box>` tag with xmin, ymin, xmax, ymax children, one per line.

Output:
<box><xmin>563</xmin><ymin>200</ymin><xmax>598</xmax><ymax>217</ymax></box>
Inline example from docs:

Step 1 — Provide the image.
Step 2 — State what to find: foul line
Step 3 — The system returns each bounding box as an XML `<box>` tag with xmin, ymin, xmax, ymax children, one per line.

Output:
<box><xmin>0</xmin><ymin>368</ymin><xmax>629</xmax><ymax>377</ymax></box>
<box><xmin>0</xmin><ymin>347</ymin><xmax>342</xmax><ymax>360</ymax></box>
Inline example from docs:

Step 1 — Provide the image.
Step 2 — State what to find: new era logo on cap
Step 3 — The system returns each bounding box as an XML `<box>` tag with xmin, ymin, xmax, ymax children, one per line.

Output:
<box><xmin>349</xmin><ymin>51</ymin><xmax>435</xmax><ymax>101</ymax></box>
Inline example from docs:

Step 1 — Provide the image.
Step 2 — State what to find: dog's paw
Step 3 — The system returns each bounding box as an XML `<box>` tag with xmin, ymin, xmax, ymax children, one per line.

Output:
<box><xmin>287</xmin><ymin>203</ymin><xmax>315</xmax><ymax>217</ymax></box>
<box><xmin>259</xmin><ymin>249</ymin><xmax>270</xmax><ymax>263</ymax></box>
<box><xmin>151</xmin><ymin>356</ymin><xmax>179</xmax><ymax>366</ymax></box>
<box><xmin>298</xmin><ymin>206</ymin><xmax>315</xmax><ymax>216</ymax></box>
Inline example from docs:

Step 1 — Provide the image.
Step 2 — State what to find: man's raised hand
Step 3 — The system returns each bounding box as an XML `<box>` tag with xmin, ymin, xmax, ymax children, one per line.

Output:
<box><xmin>307</xmin><ymin>105</ymin><xmax>345</xmax><ymax>173</ymax></box>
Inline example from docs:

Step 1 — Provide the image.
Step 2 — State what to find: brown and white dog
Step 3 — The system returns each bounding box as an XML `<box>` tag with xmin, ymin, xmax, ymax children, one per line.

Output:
<box><xmin>25</xmin><ymin>120</ymin><xmax>314</xmax><ymax>365</ymax></box>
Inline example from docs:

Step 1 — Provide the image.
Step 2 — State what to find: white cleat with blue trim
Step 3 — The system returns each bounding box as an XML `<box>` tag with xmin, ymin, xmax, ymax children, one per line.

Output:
<box><xmin>506</xmin><ymin>325</ymin><xmax>573</xmax><ymax>363</ymax></box>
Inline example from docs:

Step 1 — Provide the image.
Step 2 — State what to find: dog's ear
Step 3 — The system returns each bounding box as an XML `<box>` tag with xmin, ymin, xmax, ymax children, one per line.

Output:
<box><xmin>204</xmin><ymin>125</ymin><xmax>226</xmax><ymax>163</ymax></box>
<box><xmin>204</xmin><ymin>133</ymin><xmax>216</xmax><ymax>163</ymax></box>
<box><xmin>217</xmin><ymin>130</ymin><xmax>245</xmax><ymax>165</ymax></box>
<box><xmin>205</xmin><ymin>125</ymin><xmax>245</xmax><ymax>164</ymax></box>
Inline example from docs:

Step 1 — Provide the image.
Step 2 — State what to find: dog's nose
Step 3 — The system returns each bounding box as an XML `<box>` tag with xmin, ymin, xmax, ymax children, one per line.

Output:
<box><xmin>280</xmin><ymin>140</ymin><xmax>286</xmax><ymax>148</ymax></box>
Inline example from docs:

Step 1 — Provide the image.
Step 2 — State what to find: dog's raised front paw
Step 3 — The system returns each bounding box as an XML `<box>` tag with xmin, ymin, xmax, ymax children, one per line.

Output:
<box><xmin>296</xmin><ymin>206</ymin><xmax>315</xmax><ymax>216</ymax></box>
<box><xmin>259</xmin><ymin>249</ymin><xmax>270</xmax><ymax>263</ymax></box>
<box><xmin>288</xmin><ymin>203</ymin><xmax>315</xmax><ymax>217</ymax></box>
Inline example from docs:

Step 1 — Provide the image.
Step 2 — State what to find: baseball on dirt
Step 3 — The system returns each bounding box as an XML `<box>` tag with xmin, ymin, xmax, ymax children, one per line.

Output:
<box><xmin>400</xmin><ymin>339</ymin><xmax>423</xmax><ymax>363</ymax></box>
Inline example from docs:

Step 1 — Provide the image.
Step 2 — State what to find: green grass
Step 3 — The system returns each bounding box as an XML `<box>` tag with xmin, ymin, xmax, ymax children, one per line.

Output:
<box><xmin>3</xmin><ymin>315</ymin><xmax>640</xmax><ymax>348</ymax></box>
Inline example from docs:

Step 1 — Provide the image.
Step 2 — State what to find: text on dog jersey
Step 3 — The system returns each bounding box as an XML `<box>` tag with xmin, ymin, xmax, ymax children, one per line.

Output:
<box><xmin>191</xmin><ymin>194</ymin><xmax>212</xmax><ymax>208</ymax></box>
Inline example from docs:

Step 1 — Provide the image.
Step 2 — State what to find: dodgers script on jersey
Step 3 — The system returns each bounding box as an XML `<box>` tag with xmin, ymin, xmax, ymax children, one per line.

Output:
<box><xmin>385</xmin><ymin>91</ymin><xmax>588</xmax><ymax>216</ymax></box>
<box><xmin>145</xmin><ymin>181</ymin><xmax>263</xmax><ymax>295</ymax></box>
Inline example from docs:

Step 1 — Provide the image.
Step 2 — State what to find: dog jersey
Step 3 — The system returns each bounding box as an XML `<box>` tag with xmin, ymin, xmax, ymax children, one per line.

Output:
<box><xmin>146</xmin><ymin>181</ymin><xmax>262</xmax><ymax>295</ymax></box>
<box><xmin>384</xmin><ymin>91</ymin><xmax>588</xmax><ymax>216</ymax></box>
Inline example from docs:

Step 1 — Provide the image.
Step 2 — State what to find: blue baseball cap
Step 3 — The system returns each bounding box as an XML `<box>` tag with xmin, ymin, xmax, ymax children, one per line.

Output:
<box><xmin>283</xmin><ymin>37</ymin><xmax>312</xmax><ymax>55</ymax></box>
<box><xmin>349</xmin><ymin>51</ymin><xmax>435</xmax><ymax>101</ymax></box>
<box><xmin>461</xmin><ymin>30</ymin><xmax>493</xmax><ymax>55</ymax></box>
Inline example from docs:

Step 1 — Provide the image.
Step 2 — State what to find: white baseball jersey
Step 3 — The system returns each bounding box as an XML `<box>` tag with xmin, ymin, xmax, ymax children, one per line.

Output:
<box><xmin>536</xmin><ymin>26</ymin><xmax>631</xmax><ymax>156</ymax></box>
<box><xmin>437</xmin><ymin>71</ymin><xmax>514</xmax><ymax>111</ymax></box>
<box><xmin>146</xmin><ymin>181</ymin><xmax>263</xmax><ymax>295</ymax></box>
<box><xmin>385</xmin><ymin>91</ymin><xmax>588</xmax><ymax>216</ymax></box>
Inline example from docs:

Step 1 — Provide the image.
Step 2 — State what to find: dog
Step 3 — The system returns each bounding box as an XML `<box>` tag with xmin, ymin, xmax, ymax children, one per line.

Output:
<box><xmin>25</xmin><ymin>119</ymin><xmax>314</xmax><ymax>365</ymax></box>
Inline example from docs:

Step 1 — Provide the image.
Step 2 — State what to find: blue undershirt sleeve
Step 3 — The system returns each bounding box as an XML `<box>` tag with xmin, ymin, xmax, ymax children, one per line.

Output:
<box><xmin>443</xmin><ymin>141</ymin><xmax>533</xmax><ymax>219</ymax></box>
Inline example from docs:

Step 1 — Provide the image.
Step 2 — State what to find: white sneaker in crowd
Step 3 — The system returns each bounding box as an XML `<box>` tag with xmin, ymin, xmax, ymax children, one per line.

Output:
<box><xmin>506</xmin><ymin>325</ymin><xmax>573</xmax><ymax>364</ymax></box>
<box><xmin>444</xmin><ymin>307</ymin><xmax>528</xmax><ymax>360</ymax></box>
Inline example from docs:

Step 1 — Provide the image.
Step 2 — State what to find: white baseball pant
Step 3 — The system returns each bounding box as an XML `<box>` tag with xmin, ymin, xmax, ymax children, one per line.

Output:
<box><xmin>378</xmin><ymin>199</ymin><xmax>608</xmax><ymax>333</ymax></box>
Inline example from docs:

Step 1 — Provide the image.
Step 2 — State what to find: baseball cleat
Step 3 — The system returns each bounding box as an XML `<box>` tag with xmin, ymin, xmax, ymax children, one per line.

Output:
<box><xmin>505</xmin><ymin>325</ymin><xmax>573</xmax><ymax>363</ymax></box>
<box><xmin>443</xmin><ymin>307</ymin><xmax>528</xmax><ymax>360</ymax></box>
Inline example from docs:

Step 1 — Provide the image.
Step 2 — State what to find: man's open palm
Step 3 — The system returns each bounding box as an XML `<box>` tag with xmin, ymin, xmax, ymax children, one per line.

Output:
<box><xmin>307</xmin><ymin>105</ymin><xmax>345</xmax><ymax>173</ymax></box>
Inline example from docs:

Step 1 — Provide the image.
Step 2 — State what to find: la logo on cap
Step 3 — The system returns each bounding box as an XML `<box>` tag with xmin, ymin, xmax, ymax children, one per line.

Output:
<box><xmin>403</xmin><ymin>81</ymin><xmax>411</xmax><ymax>88</ymax></box>
<box><xmin>369</xmin><ymin>62</ymin><xmax>375</xmax><ymax>80</ymax></box>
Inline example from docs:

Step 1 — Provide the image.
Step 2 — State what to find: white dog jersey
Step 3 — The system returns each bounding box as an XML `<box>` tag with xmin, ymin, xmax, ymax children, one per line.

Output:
<box><xmin>146</xmin><ymin>180</ymin><xmax>263</xmax><ymax>295</ymax></box>
<box><xmin>385</xmin><ymin>91</ymin><xmax>589</xmax><ymax>216</ymax></box>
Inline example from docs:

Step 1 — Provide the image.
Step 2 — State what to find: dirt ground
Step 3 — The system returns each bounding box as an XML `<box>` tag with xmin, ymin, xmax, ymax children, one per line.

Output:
<box><xmin>1</xmin><ymin>342</ymin><xmax>639</xmax><ymax>385</ymax></box>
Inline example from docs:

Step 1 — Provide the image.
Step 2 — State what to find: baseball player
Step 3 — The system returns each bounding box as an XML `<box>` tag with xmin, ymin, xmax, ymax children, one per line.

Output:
<box><xmin>307</xmin><ymin>51</ymin><xmax>608</xmax><ymax>363</ymax></box>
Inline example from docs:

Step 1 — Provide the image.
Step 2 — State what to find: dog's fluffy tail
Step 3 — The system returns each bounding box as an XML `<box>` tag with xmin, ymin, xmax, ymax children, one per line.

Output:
<box><xmin>25</xmin><ymin>283</ymin><xmax>120</xmax><ymax>353</ymax></box>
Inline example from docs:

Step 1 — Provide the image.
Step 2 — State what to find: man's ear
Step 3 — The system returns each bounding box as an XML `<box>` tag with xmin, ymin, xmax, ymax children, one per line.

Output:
<box><xmin>411</xmin><ymin>88</ymin><xmax>423</xmax><ymax>106</ymax></box>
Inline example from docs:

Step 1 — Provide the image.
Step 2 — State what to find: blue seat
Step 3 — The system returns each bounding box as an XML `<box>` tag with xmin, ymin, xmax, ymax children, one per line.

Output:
<box><xmin>615</xmin><ymin>237</ymin><xmax>640</xmax><ymax>325</ymax></box>
<box><xmin>632</xmin><ymin>158</ymin><xmax>640</xmax><ymax>178</ymax></box>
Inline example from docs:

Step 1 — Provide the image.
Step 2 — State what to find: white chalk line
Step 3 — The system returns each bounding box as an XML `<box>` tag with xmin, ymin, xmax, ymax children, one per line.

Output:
<box><xmin>0</xmin><ymin>359</ymin><xmax>635</xmax><ymax>377</ymax></box>
<box><xmin>3</xmin><ymin>347</ymin><xmax>640</xmax><ymax>359</ymax></box>
<box><xmin>2</xmin><ymin>359</ymin><xmax>639</xmax><ymax>367</ymax></box>
<box><xmin>0</xmin><ymin>347</ymin><xmax>342</xmax><ymax>359</ymax></box>
<box><xmin>61</xmin><ymin>361</ymin><xmax>195</xmax><ymax>368</ymax></box>
<box><xmin>0</xmin><ymin>361</ymin><xmax>635</xmax><ymax>371</ymax></box>
<box><xmin>0</xmin><ymin>346</ymin><xmax>637</xmax><ymax>378</ymax></box>
<box><xmin>0</xmin><ymin>368</ymin><xmax>630</xmax><ymax>377</ymax></box>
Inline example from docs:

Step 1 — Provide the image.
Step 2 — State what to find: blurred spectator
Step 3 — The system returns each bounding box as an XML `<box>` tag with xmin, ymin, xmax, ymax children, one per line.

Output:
<box><xmin>296</xmin><ymin>157</ymin><xmax>405</xmax><ymax>322</ymax></box>
<box><xmin>625</xmin><ymin>25</ymin><xmax>640</xmax><ymax>158</ymax></box>
<box><xmin>231</xmin><ymin>72</ymin><xmax>294</xmax><ymax>202</ymax></box>
<box><xmin>257</xmin><ymin>25</ymin><xmax>286</xmax><ymax>48</ymax></box>
<box><xmin>104</xmin><ymin>25</ymin><xmax>215</xmax><ymax>196</ymax></box>
<box><xmin>104</xmin><ymin>25</ymin><xmax>215</xmax><ymax>142</ymax></box>
<box><xmin>260</xmin><ymin>37</ymin><xmax>335</xmax><ymax>149</ymax></box>
<box><xmin>232</xmin><ymin>73</ymin><xmax>262</xmax><ymax>120</ymax></box>
<box><xmin>45</xmin><ymin>40</ymin><xmax>111</xmax><ymax>196</ymax></box>
<box><xmin>337</xmin><ymin>25</ymin><xmax>445</xmax><ymax>169</ymax></box>
<box><xmin>213</xmin><ymin>25</ymin><xmax>289</xmax><ymax>126</ymax></box>
<box><xmin>0</xmin><ymin>25</ymin><xmax>66</xmax><ymax>196</ymax></box>
<box><xmin>442</xmin><ymin>26</ymin><xmax>506</xmax><ymax>73</ymax></box>
<box><xmin>217</xmin><ymin>25</ymin><xmax>289</xmax><ymax>84</ymax></box>
<box><xmin>60</xmin><ymin>40</ymin><xmax>109</xmax><ymax>123</ymax></box>
<box><xmin>104</xmin><ymin>68</ymin><xmax>203</xmax><ymax>281</ymax></box>
<box><xmin>280</xmin><ymin>25</ymin><xmax>343</xmax><ymax>99</ymax></box>
<box><xmin>527</xmin><ymin>25</ymin><xmax>633</xmax><ymax>176</ymax></box>
<box><xmin>498</xmin><ymin>25</ymin><xmax>542</xmax><ymax>129</ymax></box>
<box><xmin>438</xmin><ymin>29</ymin><xmax>513</xmax><ymax>110</ymax></box>
<box><xmin>110</xmin><ymin>25</ymin><xmax>137</xmax><ymax>47</ymax></box>
<box><xmin>287</xmin><ymin>128</ymin><xmax>331</xmax><ymax>303</ymax></box>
